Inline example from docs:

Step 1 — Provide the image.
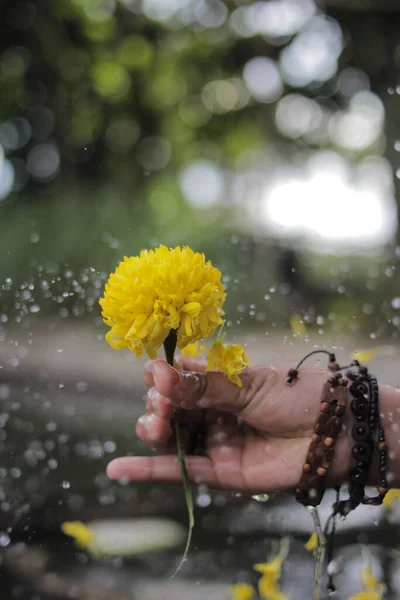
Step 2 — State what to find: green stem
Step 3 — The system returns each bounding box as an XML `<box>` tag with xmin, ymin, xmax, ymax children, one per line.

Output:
<box><xmin>163</xmin><ymin>330</ymin><xmax>194</xmax><ymax>577</ymax></box>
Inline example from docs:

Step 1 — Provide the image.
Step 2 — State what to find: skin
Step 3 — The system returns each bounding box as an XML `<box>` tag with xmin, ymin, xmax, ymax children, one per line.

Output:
<box><xmin>107</xmin><ymin>358</ymin><xmax>400</xmax><ymax>495</ymax></box>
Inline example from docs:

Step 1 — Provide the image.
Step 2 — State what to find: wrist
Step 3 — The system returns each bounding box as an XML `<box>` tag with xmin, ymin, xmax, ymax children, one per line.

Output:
<box><xmin>372</xmin><ymin>384</ymin><xmax>400</xmax><ymax>488</ymax></box>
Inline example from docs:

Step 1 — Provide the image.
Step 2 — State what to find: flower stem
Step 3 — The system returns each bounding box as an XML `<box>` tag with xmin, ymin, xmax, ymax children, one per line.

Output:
<box><xmin>306</xmin><ymin>506</ymin><xmax>324</xmax><ymax>600</ymax></box>
<box><xmin>163</xmin><ymin>329</ymin><xmax>194</xmax><ymax>577</ymax></box>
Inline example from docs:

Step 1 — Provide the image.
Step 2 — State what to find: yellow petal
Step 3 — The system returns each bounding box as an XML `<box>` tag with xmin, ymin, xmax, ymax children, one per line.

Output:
<box><xmin>229</xmin><ymin>582</ymin><xmax>256</xmax><ymax>600</ymax></box>
<box><xmin>361</xmin><ymin>567</ymin><xmax>383</xmax><ymax>594</ymax></box>
<box><xmin>347</xmin><ymin>593</ymin><xmax>382</xmax><ymax>600</ymax></box>
<box><xmin>206</xmin><ymin>339</ymin><xmax>249</xmax><ymax>388</ymax></box>
<box><xmin>105</xmin><ymin>330</ymin><xmax>129</xmax><ymax>350</ymax></box>
<box><xmin>61</xmin><ymin>521</ymin><xmax>94</xmax><ymax>550</ymax></box>
<box><xmin>290</xmin><ymin>314</ymin><xmax>307</xmax><ymax>336</ymax></box>
<box><xmin>182</xmin><ymin>301</ymin><xmax>202</xmax><ymax>316</ymax></box>
<box><xmin>383</xmin><ymin>488</ymin><xmax>400</xmax><ymax>509</ymax></box>
<box><xmin>304</xmin><ymin>533</ymin><xmax>319</xmax><ymax>552</ymax></box>
<box><xmin>351</xmin><ymin>346</ymin><xmax>396</xmax><ymax>363</ymax></box>
<box><xmin>181</xmin><ymin>342</ymin><xmax>206</xmax><ymax>358</ymax></box>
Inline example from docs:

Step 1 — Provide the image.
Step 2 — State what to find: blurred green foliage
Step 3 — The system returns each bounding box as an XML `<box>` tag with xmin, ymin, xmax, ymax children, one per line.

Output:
<box><xmin>0</xmin><ymin>0</ymin><xmax>400</xmax><ymax>338</ymax></box>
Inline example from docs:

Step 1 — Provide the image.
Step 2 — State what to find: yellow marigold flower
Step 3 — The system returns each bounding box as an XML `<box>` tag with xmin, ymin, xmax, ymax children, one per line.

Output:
<box><xmin>229</xmin><ymin>582</ymin><xmax>256</xmax><ymax>600</ymax></box>
<box><xmin>61</xmin><ymin>521</ymin><xmax>94</xmax><ymax>550</ymax></box>
<box><xmin>181</xmin><ymin>341</ymin><xmax>205</xmax><ymax>359</ymax></box>
<box><xmin>206</xmin><ymin>338</ymin><xmax>249</xmax><ymax>387</ymax></box>
<box><xmin>99</xmin><ymin>245</ymin><xmax>226</xmax><ymax>359</ymax></box>
<box><xmin>304</xmin><ymin>532</ymin><xmax>319</xmax><ymax>554</ymax></box>
<box><xmin>383</xmin><ymin>488</ymin><xmax>400</xmax><ymax>509</ymax></box>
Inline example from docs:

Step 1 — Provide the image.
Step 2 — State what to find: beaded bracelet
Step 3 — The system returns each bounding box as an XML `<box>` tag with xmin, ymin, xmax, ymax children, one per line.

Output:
<box><xmin>331</xmin><ymin>362</ymin><xmax>388</xmax><ymax>517</ymax></box>
<box><xmin>295</xmin><ymin>374</ymin><xmax>347</xmax><ymax>507</ymax></box>
<box><xmin>287</xmin><ymin>351</ymin><xmax>389</xmax><ymax>597</ymax></box>
<box><xmin>286</xmin><ymin>351</ymin><xmax>348</xmax><ymax>508</ymax></box>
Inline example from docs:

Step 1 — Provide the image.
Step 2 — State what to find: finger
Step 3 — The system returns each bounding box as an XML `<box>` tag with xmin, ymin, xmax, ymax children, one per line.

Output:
<box><xmin>151</xmin><ymin>360</ymin><xmax>276</xmax><ymax>414</ymax></box>
<box><xmin>136</xmin><ymin>413</ymin><xmax>172</xmax><ymax>444</ymax></box>
<box><xmin>144</xmin><ymin>359</ymin><xmax>162</xmax><ymax>387</ymax></box>
<box><xmin>146</xmin><ymin>387</ymin><xmax>174</xmax><ymax>420</ymax></box>
<box><xmin>107</xmin><ymin>455</ymin><xmax>219</xmax><ymax>487</ymax></box>
<box><xmin>144</xmin><ymin>357</ymin><xmax>207</xmax><ymax>387</ymax></box>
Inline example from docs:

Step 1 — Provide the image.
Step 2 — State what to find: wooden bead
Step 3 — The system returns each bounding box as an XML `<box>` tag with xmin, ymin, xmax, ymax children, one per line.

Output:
<box><xmin>327</xmin><ymin>416</ymin><xmax>342</xmax><ymax>437</ymax></box>
<box><xmin>312</xmin><ymin>433</ymin><xmax>321</xmax><ymax>442</ymax></box>
<box><xmin>324</xmin><ymin>437</ymin><xmax>334</xmax><ymax>447</ymax></box>
<box><xmin>288</xmin><ymin>368</ymin><xmax>298</xmax><ymax>378</ymax></box>
<box><xmin>317</xmin><ymin>467</ymin><xmax>327</xmax><ymax>477</ymax></box>
<box><xmin>378</xmin><ymin>486</ymin><xmax>388</xmax><ymax>496</ymax></box>
<box><xmin>335</xmin><ymin>405</ymin><xmax>345</xmax><ymax>418</ymax></box>
<box><xmin>338</xmin><ymin>378</ymin><xmax>348</xmax><ymax>387</ymax></box>
<box><xmin>302</xmin><ymin>463</ymin><xmax>311</xmax><ymax>473</ymax></box>
<box><xmin>320</xmin><ymin>401</ymin><xmax>331</xmax><ymax>413</ymax></box>
<box><xmin>378</xmin><ymin>441</ymin><xmax>387</xmax><ymax>452</ymax></box>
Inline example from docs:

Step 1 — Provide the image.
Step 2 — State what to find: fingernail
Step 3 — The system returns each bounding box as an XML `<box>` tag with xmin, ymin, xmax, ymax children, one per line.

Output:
<box><xmin>153</xmin><ymin>361</ymin><xmax>180</xmax><ymax>385</ymax></box>
<box><xmin>138</xmin><ymin>414</ymin><xmax>156</xmax><ymax>431</ymax></box>
<box><xmin>145</xmin><ymin>359</ymin><xmax>159</xmax><ymax>373</ymax></box>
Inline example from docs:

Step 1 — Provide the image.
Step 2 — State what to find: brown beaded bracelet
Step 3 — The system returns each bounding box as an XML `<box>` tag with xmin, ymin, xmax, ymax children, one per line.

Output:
<box><xmin>295</xmin><ymin>373</ymin><xmax>348</xmax><ymax>507</ymax></box>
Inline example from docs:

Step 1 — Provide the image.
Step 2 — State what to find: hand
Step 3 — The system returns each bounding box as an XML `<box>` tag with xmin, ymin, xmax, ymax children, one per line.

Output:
<box><xmin>107</xmin><ymin>358</ymin><xmax>353</xmax><ymax>495</ymax></box>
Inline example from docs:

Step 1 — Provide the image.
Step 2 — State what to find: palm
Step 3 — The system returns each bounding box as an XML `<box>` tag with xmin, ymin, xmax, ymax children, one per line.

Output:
<box><xmin>200</xmin><ymin>410</ymin><xmax>311</xmax><ymax>492</ymax></box>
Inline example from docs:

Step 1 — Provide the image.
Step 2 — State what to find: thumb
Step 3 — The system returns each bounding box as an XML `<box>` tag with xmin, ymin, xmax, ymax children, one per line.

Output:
<box><xmin>151</xmin><ymin>360</ymin><xmax>275</xmax><ymax>414</ymax></box>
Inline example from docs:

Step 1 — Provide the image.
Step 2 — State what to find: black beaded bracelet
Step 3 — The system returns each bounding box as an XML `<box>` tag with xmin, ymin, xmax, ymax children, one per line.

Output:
<box><xmin>330</xmin><ymin>363</ymin><xmax>388</xmax><ymax>517</ymax></box>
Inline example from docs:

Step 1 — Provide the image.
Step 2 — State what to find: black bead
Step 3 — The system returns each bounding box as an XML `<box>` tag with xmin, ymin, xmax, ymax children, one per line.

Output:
<box><xmin>352</xmin><ymin>422</ymin><xmax>370</xmax><ymax>442</ymax></box>
<box><xmin>352</xmin><ymin>442</ymin><xmax>371</xmax><ymax>462</ymax></box>
<box><xmin>351</xmin><ymin>467</ymin><xmax>367</xmax><ymax>484</ymax></box>
<box><xmin>351</xmin><ymin>396</ymin><xmax>369</xmax><ymax>417</ymax></box>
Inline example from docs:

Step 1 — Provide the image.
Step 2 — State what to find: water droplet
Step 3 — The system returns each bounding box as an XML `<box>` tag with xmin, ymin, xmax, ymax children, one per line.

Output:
<box><xmin>252</xmin><ymin>493</ymin><xmax>269</xmax><ymax>503</ymax></box>
<box><xmin>392</xmin><ymin>297</ymin><xmax>400</xmax><ymax>309</ymax></box>
<box><xmin>104</xmin><ymin>440</ymin><xmax>116</xmax><ymax>453</ymax></box>
<box><xmin>196</xmin><ymin>493</ymin><xmax>211</xmax><ymax>507</ymax></box>
<box><xmin>0</xmin><ymin>533</ymin><xmax>10</xmax><ymax>547</ymax></box>
<box><xmin>0</xmin><ymin>385</ymin><xmax>11</xmax><ymax>401</ymax></box>
<box><xmin>76</xmin><ymin>381</ymin><xmax>88</xmax><ymax>393</ymax></box>
<box><xmin>61</xmin><ymin>481</ymin><xmax>70</xmax><ymax>489</ymax></box>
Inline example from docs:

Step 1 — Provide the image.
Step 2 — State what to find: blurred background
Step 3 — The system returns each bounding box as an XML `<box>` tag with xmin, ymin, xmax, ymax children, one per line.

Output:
<box><xmin>2</xmin><ymin>0</ymin><xmax>400</xmax><ymax>598</ymax></box>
